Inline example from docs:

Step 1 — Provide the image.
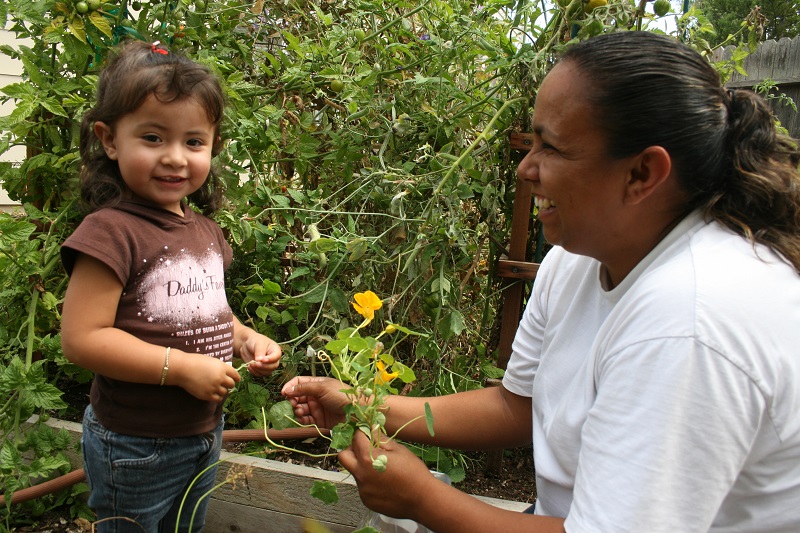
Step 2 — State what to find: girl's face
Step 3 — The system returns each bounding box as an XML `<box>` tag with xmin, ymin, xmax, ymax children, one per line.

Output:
<box><xmin>517</xmin><ymin>62</ymin><xmax>636</xmax><ymax>261</ymax></box>
<box><xmin>94</xmin><ymin>94</ymin><xmax>216</xmax><ymax>215</ymax></box>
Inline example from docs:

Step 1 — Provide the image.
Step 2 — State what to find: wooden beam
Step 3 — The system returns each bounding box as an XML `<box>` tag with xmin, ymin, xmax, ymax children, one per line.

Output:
<box><xmin>510</xmin><ymin>132</ymin><xmax>535</xmax><ymax>151</ymax></box>
<box><xmin>496</xmin><ymin>259</ymin><xmax>540</xmax><ymax>280</ymax></box>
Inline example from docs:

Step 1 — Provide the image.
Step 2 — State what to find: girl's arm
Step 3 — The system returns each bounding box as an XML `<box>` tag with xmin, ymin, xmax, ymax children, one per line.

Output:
<box><xmin>61</xmin><ymin>253</ymin><xmax>241</xmax><ymax>402</ymax></box>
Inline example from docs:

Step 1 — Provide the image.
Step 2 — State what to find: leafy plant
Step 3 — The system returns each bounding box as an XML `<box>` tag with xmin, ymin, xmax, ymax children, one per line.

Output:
<box><xmin>261</xmin><ymin>291</ymin><xmax>433</xmax><ymax>501</ymax></box>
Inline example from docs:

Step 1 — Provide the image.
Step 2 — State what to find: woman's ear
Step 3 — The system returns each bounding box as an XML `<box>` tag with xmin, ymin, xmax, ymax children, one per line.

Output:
<box><xmin>623</xmin><ymin>145</ymin><xmax>672</xmax><ymax>206</ymax></box>
<box><xmin>93</xmin><ymin>121</ymin><xmax>118</xmax><ymax>160</ymax></box>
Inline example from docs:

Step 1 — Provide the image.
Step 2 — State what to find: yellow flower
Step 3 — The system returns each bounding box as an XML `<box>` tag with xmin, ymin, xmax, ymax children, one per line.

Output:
<box><xmin>375</xmin><ymin>360</ymin><xmax>400</xmax><ymax>385</ymax></box>
<box><xmin>352</xmin><ymin>290</ymin><xmax>382</xmax><ymax>321</ymax></box>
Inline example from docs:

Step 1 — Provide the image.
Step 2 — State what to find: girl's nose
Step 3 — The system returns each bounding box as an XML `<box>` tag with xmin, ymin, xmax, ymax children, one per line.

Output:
<box><xmin>161</xmin><ymin>144</ymin><xmax>187</xmax><ymax>167</ymax></box>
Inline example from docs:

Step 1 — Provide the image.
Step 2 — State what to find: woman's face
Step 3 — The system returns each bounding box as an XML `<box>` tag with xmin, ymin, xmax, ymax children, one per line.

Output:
<box><xmin>517</xmin><ymin>62</ymin><xmax>636</xmax><ymax>260</ymax></box>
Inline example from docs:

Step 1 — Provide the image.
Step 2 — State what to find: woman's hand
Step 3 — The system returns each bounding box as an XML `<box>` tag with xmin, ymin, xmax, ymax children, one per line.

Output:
<box><xmin>338</xmin><ymin>430</ymin><xmax>440</xmax><ymax>521</ymax></box>
<box><xmin>281</xmin><ymin>376</ymin><xmax>350</xmax><ymax>429</ymax></box>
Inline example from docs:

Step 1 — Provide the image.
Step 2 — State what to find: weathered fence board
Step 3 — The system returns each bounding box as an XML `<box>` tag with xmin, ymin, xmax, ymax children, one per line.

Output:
<box><xmin>712</xmin><ymin>36</ymin><xmax>800</xmax><ymax>138</ymax></box>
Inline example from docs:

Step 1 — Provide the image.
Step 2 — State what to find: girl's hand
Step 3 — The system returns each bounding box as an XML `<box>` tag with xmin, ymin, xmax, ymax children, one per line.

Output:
<box><xmin>239</xmin><ymin>331</ymin><xmax>282</xmax><ymax>378</ymax></box>
<box><xmin>281</xmin><ymin>376</ymin><xmax>349</xmax><ymax>429</ymax></box>
<box><xmin>174</xmin><ymin>350</ymin><xmax>241</xmax><ymax>402</ymax></box>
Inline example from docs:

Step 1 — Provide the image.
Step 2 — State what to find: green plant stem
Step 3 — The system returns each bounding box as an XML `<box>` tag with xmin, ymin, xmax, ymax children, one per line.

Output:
<box><xmin>432</xmin><ymin>96</ymin><xmax>528</xmax><ymax>197</ymax></box>
<box><xmin>363</xmin><ymin>3</ymin><xmax>429</xmax><ymax>43</ymax></box>
<box><xmin>189</xmin><ymin>480</ymin><xmax>229</xmax><ymax>532</ymax></box>
<box><xmin>259</xmin><ymin>407</ymin><xmax>338</xmax><ymax>457</ymax></box>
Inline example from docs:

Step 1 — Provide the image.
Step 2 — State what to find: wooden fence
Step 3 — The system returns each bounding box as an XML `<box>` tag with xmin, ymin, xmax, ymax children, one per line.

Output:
<box><xmin>712</xmin><ymin>35</ymin><xmax>800</xmax><ymax>138</ymax></box>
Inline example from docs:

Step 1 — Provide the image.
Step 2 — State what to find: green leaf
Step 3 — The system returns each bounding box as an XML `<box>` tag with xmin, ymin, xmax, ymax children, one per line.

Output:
<box><xmin>445</xmin><ymin>465</ymin><xmax>465</xmax><ymax>483</ymax></box>
<box><xmin>88</xmin><ymin>11</ymin><xmax>113</xmax><ymax>38</ymax></box>
<box><xmin>325</xmin><ymin>338</ymin><xmax>349</xmax><ymax>354</ymax></box>
<box><xmin>25</xmin><ymin>381</ymin><xmax>68</xmax><ymax>410</ymax></box>
<box><xmin>327</xmin><ymin>287</ymin><xmax>349</xmax><ymax>313</ymax></box>
<box><xmin>438</xmin><ymin>310</ymin><xmax>465</xmax><ymax>341</ymax></box>
<box><xmin>302</xmin><ymin>283</ymin><xmax>328</xmax><ymax>304</ymax></box>
<box><xmin>0</xmin><ymin>442</ymin><xmax>22</xmax><ymax>473</ymax></box>
<box><xmin>307</xmin><ymin>237</ymin><xmax>338</xmax><ymax>254</ymax></box>
<box><xmin>393</xmin><ymin>362</ymin><xmax>415</xmax><ymax>384</ymax></box>
<box><xmin>310</xmin><ymin>480</ymin><xmax>339</xmax><ymax>504</ymax></box>
<box><xmin>40</xmin><ymin>98</ymin><xmax>68</xmax><ymax>118</ymax></box>
<box><xmin>424</xmin><ymin>402</ymin><xmax>435</xmax><ymax>437</ymax></box>
<box><xmin>330</xmin><ymin>421</ymin><xmax>354</xmax><ymax>450</ymax></box>
<box><xmin>268</xmin><ymin>400</ymin><xmax>296</xmax><ymax>430</ymax></box>
<box><xmin>0</xmin><ymin>218</ymin><xmax>36</xmax><ymax>242</ymax></box>
<box><xmin>347</xmin><ymin>237</ymin><xmax>368</xmax><ymax>262</ymax></box>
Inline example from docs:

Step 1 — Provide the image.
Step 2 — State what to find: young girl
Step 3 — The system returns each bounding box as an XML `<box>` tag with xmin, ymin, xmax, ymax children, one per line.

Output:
<box><xmin>60</xmin><ymin>40</ymin><xmax>281</xmax><ymax>532</ymax></box>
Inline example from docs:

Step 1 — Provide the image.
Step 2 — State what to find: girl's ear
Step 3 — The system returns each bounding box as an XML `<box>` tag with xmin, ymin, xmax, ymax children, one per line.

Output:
<box><xmin>93</xmin><ymin>121</ymin><xmax>118</xmax><ymax>160</ymax></box>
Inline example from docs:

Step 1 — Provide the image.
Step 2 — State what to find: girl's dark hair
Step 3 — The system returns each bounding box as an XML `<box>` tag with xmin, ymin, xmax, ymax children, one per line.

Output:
<box><xmin>560</xmin><ymin>31</ymin><xmax>800</xmax><ymax>273</ymax></box>
<box><xmin>79</xmin><ymin>40</ymin><xmax>226</xmax><ymax>215</ymax></box>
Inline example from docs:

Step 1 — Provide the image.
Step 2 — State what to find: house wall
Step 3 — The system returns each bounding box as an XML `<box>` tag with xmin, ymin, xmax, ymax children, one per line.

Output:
<box><xmin>0</xmin><ymin>27</ymin><xmax>29</xmax><ymax>210</ymax></box>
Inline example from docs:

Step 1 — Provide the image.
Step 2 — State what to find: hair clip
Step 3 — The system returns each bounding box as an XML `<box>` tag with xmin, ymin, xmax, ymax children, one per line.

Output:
<box><xmin>151</xmin><ymin>41</ymin><xmax>169</xmax><ymax>55</ymax></box>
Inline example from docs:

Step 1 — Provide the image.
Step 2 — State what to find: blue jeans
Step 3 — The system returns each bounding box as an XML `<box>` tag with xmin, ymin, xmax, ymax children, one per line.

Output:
<box><xmin>82</xmin><ymin>405</ymin><xmax>223</xmax><ymax>533</ymax></box>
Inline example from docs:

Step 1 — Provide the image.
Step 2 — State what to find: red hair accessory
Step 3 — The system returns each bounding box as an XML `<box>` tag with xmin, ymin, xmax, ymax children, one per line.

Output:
<box><xmin>151</xmin><ymin>41</ymin><xmax>168</xmax><ymax>55</ymax></box>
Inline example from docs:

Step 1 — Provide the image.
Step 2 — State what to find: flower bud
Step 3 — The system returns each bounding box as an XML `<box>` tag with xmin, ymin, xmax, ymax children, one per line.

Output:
<box><xmin>372</xmin><ymin>454</ymin><xmax>388</xmax><ymax>472</ymax></box>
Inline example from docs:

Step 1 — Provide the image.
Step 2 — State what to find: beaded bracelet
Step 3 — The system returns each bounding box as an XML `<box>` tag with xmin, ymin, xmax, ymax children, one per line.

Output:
<box><xmin>159</xmin><ymin>346</ymin><xmax>171</xmax><ymax>386</ymax></box>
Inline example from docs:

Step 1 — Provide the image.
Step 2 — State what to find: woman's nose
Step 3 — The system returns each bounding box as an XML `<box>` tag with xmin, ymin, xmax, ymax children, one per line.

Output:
<box><xmin>517</xmin><ymin>148</ymin><xmax>538</xmax><ymax>183</ymax></box>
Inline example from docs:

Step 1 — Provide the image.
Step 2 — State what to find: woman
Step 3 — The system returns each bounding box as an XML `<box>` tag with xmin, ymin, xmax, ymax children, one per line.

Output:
<box><xmin>283</xmin><ymin>31</ymin><xmax>800</xmax><ymax>532</ymax></box>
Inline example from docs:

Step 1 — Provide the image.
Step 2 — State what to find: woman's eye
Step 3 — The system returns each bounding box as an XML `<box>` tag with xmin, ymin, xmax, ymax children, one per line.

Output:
<box><xmin>535</xmin><ymin>141</ymin><xmax>555</xmax><ymax>154</ymax></box>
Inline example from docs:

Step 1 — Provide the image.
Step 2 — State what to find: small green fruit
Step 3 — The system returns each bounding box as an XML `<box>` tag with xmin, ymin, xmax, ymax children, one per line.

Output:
<box><xmin>76</xmin><ymin>1</ymin><xmax>89</xmax><ymax>13</ymax></box>
<box><xmin>330</xmin><ymin>79</ymin><xmax>344</xmax><ymax>93</ymax></box>
<box><xmin>88</xmin><ymin>0</ymin><xmax>101</xmax><ymax>10</ymax></box>
<box><xmin>355</xmin><ymin>29</ymin><xmax>366</xmax><ymax>41</ymax></box>
<box><xmin>653</xmin><ymin>0</ymin><xmax>671</xmax><ymax>16</ymax></box>
<box><xmin>132</xmin><ymin>0</ymin><xmax>142</xmax><ymax>9</ymax></box>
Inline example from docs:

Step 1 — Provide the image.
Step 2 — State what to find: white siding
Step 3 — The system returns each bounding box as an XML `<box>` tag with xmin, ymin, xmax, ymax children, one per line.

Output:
<box><xmin>0</xmin><ymin>27</ymin><xmax>30</xmax><ymax>209</ymax></box>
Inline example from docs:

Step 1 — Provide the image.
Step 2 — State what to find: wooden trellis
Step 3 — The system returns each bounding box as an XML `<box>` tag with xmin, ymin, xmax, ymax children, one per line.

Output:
<box><xmin>485</xmin><ymin>132</ymin><xmax>540</xmax><ymax>475</ymax></box>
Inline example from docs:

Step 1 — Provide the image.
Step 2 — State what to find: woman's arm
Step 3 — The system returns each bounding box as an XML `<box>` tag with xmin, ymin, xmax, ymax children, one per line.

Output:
<box><xmin>282</xmin><ymin>376</ymin><xmax>532</xmax><ymax>451</ymax></box>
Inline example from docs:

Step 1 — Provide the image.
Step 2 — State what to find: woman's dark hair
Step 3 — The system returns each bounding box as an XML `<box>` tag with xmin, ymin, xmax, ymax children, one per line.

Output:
<box><xmin>560</xmin><ymin>31</ymin><xmax>800</xmax><ymax>273</ymax></box>
<box><xmin>79</xmin><ymin>40</ymin><xmax>226</xmax><ymax>215</ymax></box>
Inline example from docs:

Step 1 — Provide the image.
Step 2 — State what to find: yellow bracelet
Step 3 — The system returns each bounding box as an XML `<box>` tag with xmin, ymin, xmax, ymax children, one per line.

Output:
<box><xmin>159</xmin><ymin>347</ymin><xmax>171</xmax><ymax>386</ymax></box>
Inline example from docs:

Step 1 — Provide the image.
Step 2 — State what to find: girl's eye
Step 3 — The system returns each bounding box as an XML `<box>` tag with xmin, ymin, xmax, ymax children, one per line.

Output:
<box><xmin>187</xmin><ymin>139</ymin><xmax>204</xmax><ymax>147</ymax></box>
<box><xmin>142</xmin><ymin>134</ymin><xmax>160</xmax><ymax>143</ymax></box>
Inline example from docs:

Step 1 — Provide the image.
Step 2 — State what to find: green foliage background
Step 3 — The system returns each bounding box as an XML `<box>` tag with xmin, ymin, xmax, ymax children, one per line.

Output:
<box><xmin>0</xmin><ymin>0</ymin><xmax>759</xmax><ymax>528</ymax></box>
<box><xmin>695</xmin><ymin>0</ymin><xmax>800</xmax><ymax>45</ymax></box>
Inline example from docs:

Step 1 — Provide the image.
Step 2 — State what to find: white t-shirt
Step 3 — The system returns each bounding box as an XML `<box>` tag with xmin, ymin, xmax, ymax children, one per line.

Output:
<box><xmin>503</xmin><ymin>211</ymin><xmax>800</xmax><ymax>532</ymax></box>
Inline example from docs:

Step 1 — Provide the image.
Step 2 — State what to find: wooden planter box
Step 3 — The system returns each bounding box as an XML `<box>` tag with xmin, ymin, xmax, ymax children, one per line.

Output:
<box><xmin>34</xmin><ymin>416</ymin><xmax>529</xmax><ymax>532</ymax></box>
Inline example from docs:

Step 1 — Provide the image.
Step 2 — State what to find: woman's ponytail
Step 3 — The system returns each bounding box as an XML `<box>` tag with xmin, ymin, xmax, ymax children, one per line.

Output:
<box><xmin>707</xmin><ymin>88</ymin><xmax>800</xmax><ymax>272</ymax></box>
